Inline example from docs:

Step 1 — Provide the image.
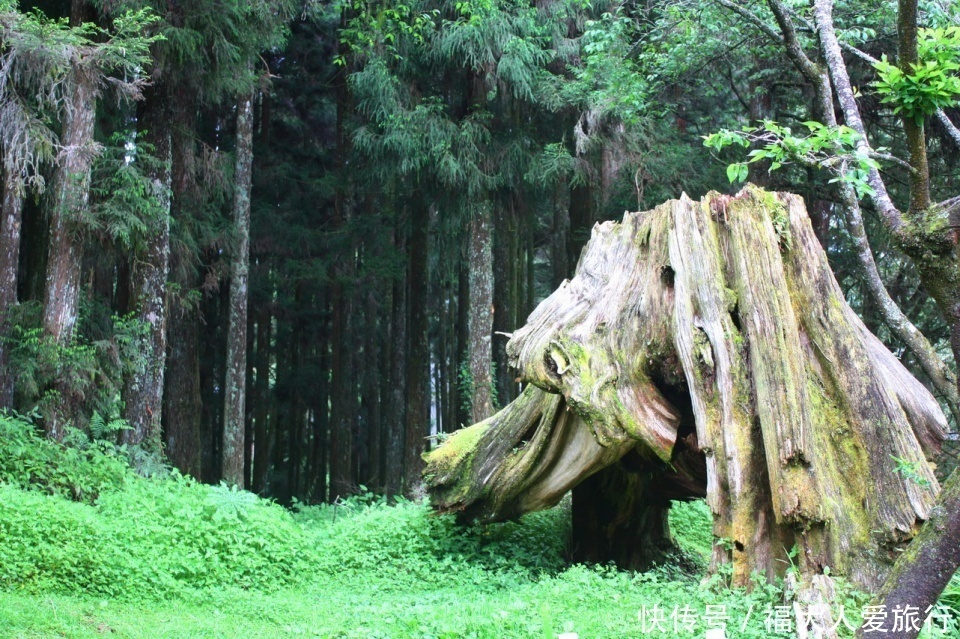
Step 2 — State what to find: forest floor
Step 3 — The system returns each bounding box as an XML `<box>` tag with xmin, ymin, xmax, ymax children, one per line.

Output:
<box><xmin>0</xmin><ymin>414</ymin><xmax>956</xmax><ymax>639</ymax></box>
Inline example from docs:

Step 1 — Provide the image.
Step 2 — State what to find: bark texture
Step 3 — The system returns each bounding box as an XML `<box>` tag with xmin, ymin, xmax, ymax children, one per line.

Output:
<box><xmin>467</xmin><ymin>203</ymin><xmax>494</xmax><ymax>423</ymax></box>
<box><xmin>122</xmin><ymin>84</ymin><xmax>171</xmax><ymax>450</ymax></box>
<box><xmin>42</xmin><ymin>68</ymin><xmax>97</xmax><ymax>440</ymax></box>
<box><xmin>425</xmin><ymin>187</ymin><xmax>946</xmax><ymax>593</ymax></box>
<box><xmin>222</xmin><ymin>91</ymin><xmax>255</xmax><ymax>486</ymax></box>
<box><xmin>404</xmin><ymin>201</ymin><xmax>430</xmax><ymax>496</ymax></box>
<box><xmin>0</xmin><ymin>162</ymin><xmax>23</xmax><ymax>407</ymax></box>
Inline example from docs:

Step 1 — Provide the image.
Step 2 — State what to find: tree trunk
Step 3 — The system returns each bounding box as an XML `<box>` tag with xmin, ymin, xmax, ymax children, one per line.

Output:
<box><xmin>860</xmin><ymin>469</ymin><xmax>960</xmax><ymax>639</ymax></box>
<box><xmin>403</xmin><ymin>200</ymin><xmax>430</xmax><ymax>496</ymax></box>
<box><xmin>329</xmin><ymin>278</ymin><xmax>356</xmax><ymax>500</ymax></box>
<box><xmin>363</xmin><ymin>287</ymin><xmax>383</xmax><ymax>492</ymax></box>
<box><xmin>43</xmin><ymin>70</ymin><xmax>95</xmax><ymax>347</ymax></box>
<box><xmin>122</xmin><ymin>83</ymin><xmax>171</xmax><ymax>450</ymax></box>
<box><xmin>162</xmin><ymin>89</ymin><xmax>201</xmax><ymax>478</ymax></box>
<box><xmin>425</xmin><ymin>187</ymin><xmax>946</xmax><ymax>595</ymax></box>
<box><xmin>385</xmin><ymin>225</ymin><xmax>407</xmax><ymax>498</ymax></box>
<box><xmin>493</xmin><ymin>195</ymin><xmax>514</xmax><ymax>408</ymax></box>
<box><xmin>222</xmin><ymin>90</ymin><xmax>255</xmax><ymax>486</ymax></box>
<box><xmin>163</xmin><ymin>300</ymin><xmax>202</xmax><ymax>477</ymax></box>
<box><xmin>42</xmin><ymin>69</ymin><xmax>97</xmax><ymax>439</ymax></box>
<box><xmin>571</xmin><ymin>459</ymin><xmax>686</xmax><ymax>571</ymax></box>
<box><xmin>467</xmin><ymin>202</ymin><xmax>494</xmax><ymax>423</ymax></box>
<box><xmin>0</xmin><ymin>160</ymin><xmax>24</xmax><ymax>408</ymax></box>
<box><xmin>455</xmin><ymin>235</ymin><xmax>471</xmax><ymax>429</ymax></box>
<box><xmin>251</xmin><ymin>302</ymin><xmax>272</xmax><ymax>494</ymax></box>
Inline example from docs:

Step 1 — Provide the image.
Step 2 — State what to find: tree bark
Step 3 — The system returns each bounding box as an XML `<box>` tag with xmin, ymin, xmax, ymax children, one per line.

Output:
<box><xmin>859</xmin><ymin>470</ymin><xmax>960</xmax><ymax>639</ymax></box>
<box><xmin>163</xmin><ymin>299</ymin><xmax>202</xmax><ymax>477</ymax></box>
<box><xmin>896</xmin><ymin>0</ymin><xmax>930</xmax><ymax>213</ymax></box>
<box><xmin>467</xmin><ymin>202</ymin><xmax>494</xmax><ymax>423</ymax></box>
<box><xmin>122</xmin><ymin>83</ymin><xmax>171</xmax><ymax>451</ymax></box>
<box><xmin>42</xmin><ymin>67</ymin><xmax>97</xmax><ymax>439</ymax></box>
<box><xmin>363</xmin><ymin>287</ymin><xmax>383</xmax><ymax>491</ymax></box>
<box><xmin>251</xmin><ymin>302</ymin><xmax>272</xmax><ymax>494</ymax></box>
<box><xmin>385</xmin><ymin>229</ymin><xmax>407</xmax><ymax>498</ymax></box>
<box><xmin>0</xmin><ymin>159</ymin><xmax>24</xmax><ymax>408</ymax></box>
<box><xmin>494</xmin><ymin>195</ymin><xmax>515</xmax><ymax>408</ymax></box>
<box><xmin>720</xmin><ymin>0</ymin><xmax>960</xmax><ymax>420</ymax></box>
<box><xmin>162</xmin><ymin>89</ymin><xmax>202</xmax><ymax>478</ymax></box>
<box><xmin>426</xmin><ymin>188</ymin><xmax>946</xmax><ymax>595</ymax></box>
<box><xmin>403</xmin><ymin>200</ymin><xmax>430</xmax><ymax>496</ymax></box>
<box><xmin>222</xmin><ymin>90</ymin><xmax>255</xmax><ymax>486</ymax></box>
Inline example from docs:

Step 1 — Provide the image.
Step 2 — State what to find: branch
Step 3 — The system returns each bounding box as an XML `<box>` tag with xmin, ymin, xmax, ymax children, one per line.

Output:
<box><xmin>812</xmin><ymin>0</ymin><xmax>905</xmax><ymax>233</ymax></box>
<box><xmin>869</xmin><ymin>150</ymin><xmax>919</xmax><ymax>175</ymax></box>
<box><xmin>764</xmin><ymin>0</ymin><xmax>822</xmax><ymax>83</ymax></box>
<box><xmin>837</xmin><ymin>183</ymin><xmax>960</xmax><ymax>424</ymax></box>
<box><xmin>839</xmin><ymin>40</ymin><xmax>879</xmax><ymax>65</ymax></box>
<box><xmin>936</xmin><ymin>109</ymin><xmax>960</xmax><ymax>148</ymax></box>
<box><xmin>712</xmin><ymin>0</ymin><xmax>784</xmax><ymax>44</ymax></box>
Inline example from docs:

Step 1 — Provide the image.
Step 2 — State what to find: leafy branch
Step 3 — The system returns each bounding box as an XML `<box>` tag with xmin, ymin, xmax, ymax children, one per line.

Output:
<box><xmin>704</xmin><ymin>120</ymin><xmax>886</xmax><ymax>199</ymax></box>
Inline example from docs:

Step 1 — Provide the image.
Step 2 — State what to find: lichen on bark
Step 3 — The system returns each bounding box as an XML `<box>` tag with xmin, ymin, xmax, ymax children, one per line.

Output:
<box><xmin>424</xmin><ymin>186</ymin><xmax>946</xmax><ymax>594</ymax></box>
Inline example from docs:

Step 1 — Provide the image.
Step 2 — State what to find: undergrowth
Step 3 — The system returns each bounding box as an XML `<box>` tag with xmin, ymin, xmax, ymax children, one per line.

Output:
<box><xmin>0</xmin><ymin>411</ymin><xmax>957</xmax><ymax>638</ymax></box>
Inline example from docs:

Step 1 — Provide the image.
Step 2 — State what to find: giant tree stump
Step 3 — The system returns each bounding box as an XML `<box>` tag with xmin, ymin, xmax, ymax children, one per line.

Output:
<box><xmin>424</xmin><ymin>187</ymin><xmax>947</xmax><ymax>592</ymax></box>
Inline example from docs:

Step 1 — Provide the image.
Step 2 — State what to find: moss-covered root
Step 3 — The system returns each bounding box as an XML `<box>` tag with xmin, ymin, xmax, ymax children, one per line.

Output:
<box><xmin>423</xmin><ymin>385</ymin><xmax>635</xmax><ymax>523</ymax></box>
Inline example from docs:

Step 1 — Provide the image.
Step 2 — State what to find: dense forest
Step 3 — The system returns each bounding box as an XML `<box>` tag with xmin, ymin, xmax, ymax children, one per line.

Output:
<box><xmin>0</xmin><ymin>0</ymin><xmax>958</xmax><ymax>513</ymax></box>
<box><xmin>3</xmin><ymin>0</ymin><xmax>960</xmax><ymax>635</ymax></box>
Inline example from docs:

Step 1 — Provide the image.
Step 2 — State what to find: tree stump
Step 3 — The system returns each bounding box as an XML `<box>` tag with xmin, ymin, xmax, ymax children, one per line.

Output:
<box><xmin>424</xmin><ymin>186</ymin><xmax>947</xmax><ymax>592</ymax></box>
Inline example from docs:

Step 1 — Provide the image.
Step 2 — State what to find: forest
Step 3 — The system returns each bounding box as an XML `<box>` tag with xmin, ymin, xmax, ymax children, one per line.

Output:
<box><xmin>0</xmin><ymin>0</ymin><xmax>959</xmax><ymax>637</ymax></box>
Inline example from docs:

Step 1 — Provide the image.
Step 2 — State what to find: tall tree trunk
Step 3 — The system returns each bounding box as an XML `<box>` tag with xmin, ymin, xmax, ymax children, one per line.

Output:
<box><xmin>251</xmin><ymin>302</ymin><xmax>272</xmax><ymax>494</ymax></box>
<box><xmin>385</xmin><ymin>223</ymin><xmax>407</xmax><ymax>498</ymax></box>
<box><xmin>329</xmin><ymin>279</ymin><xmax>355</xmax><ymax>499</ymax></box>
<box><xmin>43</xmin><ymin>71</ymin><xmax>95</xmax><ymax>347</ymax></box>
<box><xmin>222</xmin><ymin>91</ymin><xmax>255</xmax><ymax>486</ymax></box>
<box><xmin>896</xmin><ymin>0</ymin><xmax>930</xmax><ymax>213</ymax></box>
<box><xmin>122</xmin><ymin>83</ymin><xmax>172</xmax><ymax>450</ymax></box>
<box><xmin>363</xmin><ymin>287</ymin><xmax>384</xmax><ymax>491</ymax></box>
<box><xmin>552</xmin><ymin>180</ymin><xmax>569</xmax><ymax>288</ymax></box>
<box><xmin>567</xmin><ymin>182</ymin><xmax>592</xmax><ymax>274</ymax></box>
<box><xmin>163</xmin><ymin>301</ymin><xmax>202</xmax><ymax>477</ymax></box>
<box><xmin>42</xmin><ymin>69</ymin><xmax>97</xmax><ymax>439</ymax></box>
<box><xmin>162</xmin><ymin>89</ymin><xmax>202</xmax><ymax>478</ymax></box>
<box><xmin>455</xmin><ymin>237</ymin><xmax>471</xmax><ymax>428</ymax></box>
<box><xmin>308</xmin><ymin>311</ymin><xmax>330</xmax><ymax>503</ymax></box>
<box><xmin>0</xmin><ymin>160</ymin><xmax>24</xmax><ymax>408</ymax></box>
<box><xmin>493</xmin><ymin>195</ymin><xmax>515</xmax><ymax>408</ymax></box>
<box><xmin>467</xmin><ymin>202</ymin><xmax>494</xmax><ymax>423</ymax></box>
<box><xmin>403</xmin><ymin>200</ymin><xmax>430</xmax><ymax>496</ymax></box>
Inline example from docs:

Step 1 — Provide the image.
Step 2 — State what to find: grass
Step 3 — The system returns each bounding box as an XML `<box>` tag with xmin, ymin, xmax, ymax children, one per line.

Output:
<box><xmin>0</xmin><ymin>412</ymin><xmax>956</xmax><ymax>638</ymax></box>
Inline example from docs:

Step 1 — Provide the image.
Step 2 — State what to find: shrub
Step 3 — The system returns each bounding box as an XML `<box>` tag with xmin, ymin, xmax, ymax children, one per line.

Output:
<box><xmin>0</xmin><ymin>412</ymin><xmax>130</xmax><ymax>502</ymax></box>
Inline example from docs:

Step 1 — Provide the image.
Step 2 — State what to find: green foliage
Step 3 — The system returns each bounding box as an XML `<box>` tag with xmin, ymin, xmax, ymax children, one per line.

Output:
<box><xmin>0</xmin><ymin>442</ymin><xmax>954</xmax><ymax>638</ymax></box>
<box><xmin>0</xmin><ymin>412</ymin><xmax>129</xmax><ymax>503</ymax></box>
<box><xmin>89</xmin><ymin>133</ymin><xmax>169</xmax><ymax>249</ymax></box>
<box><xmin>4</xmin><ymin>302</ymin><xmax>150</xmax><ymax>432</ymax></box>
<box><xmin>892</xmin><ymin>454</ymin><xmax>934</xmax><ymax>488</ymax></box>
<box><xmin>704</xmin><ymin>120</ymin><xmax>881</xmax><ymax>198</ymax></box>
<box><xmin>300</xmin><ymin>493</ymin><xmax>568</xmax><ymax>591</ymax></box>
<box><xmin>0</xmin><ymin>475</ymin><xmax>320</xmax><ymax>598</ymax></box>
<box><xmin>670</xmin><ymin>500</ymin><xmax>713</xmax><ymax>565</ymax></box>
<box><xmin>873</xmin><ymin>27</ymin><xmax>960</xmax><ymax>124</ymax></box>
<box><xmin>101</xmin><ymin>0</ymin><xmax>295</xmax><ymax>102</ymax></box>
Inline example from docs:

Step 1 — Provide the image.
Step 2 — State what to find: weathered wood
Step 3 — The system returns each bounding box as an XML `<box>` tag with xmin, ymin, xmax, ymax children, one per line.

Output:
<box><xmin>425</xmin><ymin>186</ymin><xmax>946</xmax><ymax>593</ymax></box>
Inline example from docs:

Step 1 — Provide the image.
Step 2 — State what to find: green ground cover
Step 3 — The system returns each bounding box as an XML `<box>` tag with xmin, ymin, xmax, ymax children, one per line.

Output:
<box><xmin>0</xmin><ymin>413</ymin><xmax>956</xmax><ymax>639</ymax></box>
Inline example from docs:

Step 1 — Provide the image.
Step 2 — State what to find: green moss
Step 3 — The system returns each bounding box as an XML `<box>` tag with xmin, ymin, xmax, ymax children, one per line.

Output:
<box><xmin>424</xmin><ymin>422</ymin><xmax>488</xmax><ymax>478</ymax></box>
